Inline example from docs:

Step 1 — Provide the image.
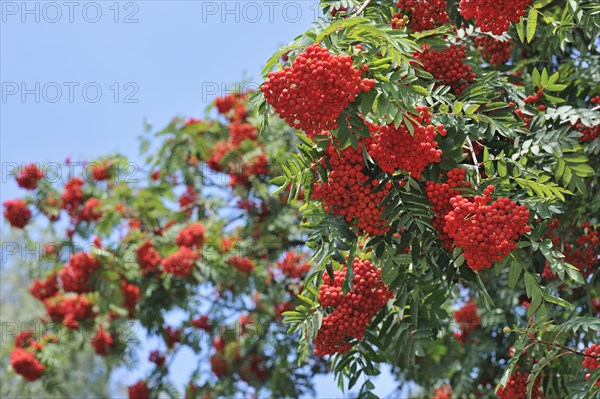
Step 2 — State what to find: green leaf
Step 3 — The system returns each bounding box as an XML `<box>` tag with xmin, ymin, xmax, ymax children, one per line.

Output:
<box><xmin>527</xmin><ymin>9</ymin><xmax>538</xmax><ymax>43</ymax></box>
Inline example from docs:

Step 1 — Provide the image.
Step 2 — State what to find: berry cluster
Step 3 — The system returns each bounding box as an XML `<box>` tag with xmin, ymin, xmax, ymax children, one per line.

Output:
<box><xmin>425</xmin><ymin>168</ymin><xmax>472</xmax><ymax>250</ymax></box>
<box><xmin>496</xmin><ymin>370</ymin><xmax>544</xmax><ymax>399</ymax></box>
<box><xmin>524</xmin><ymin>89</ymin><xmax>544</xmax><ymax>104</ymax></box>
<box><xmin>149</xmin><ymin>350</ymin><xmax>166</xmax><ymax>367</ymax></box>
<box><xmin>460</xmin><ymin>0</ymin><xmax>532</xmax><ymax>35</ymax></box>
<box><xmin>229</xmin><ymin>122</ymin><xmax>258</xmax><ymax>146</ymax></box>
<box><xmin>128</xmin><ymin>380</ymin><xmax>150</xmax><ymax>399</ymax></box>
<box><xmin>414</xmin><ymin>45</ymin><xmax>475</xmax><ymax>95</ymax></box>
<box><xmin>396</xmin><ymin>0</ymin><xmax>449</xmax><ymax>32</ymax></box>
<box><xmin>3</xmin><ymin>199</ymin><xmax>32</xmax><ymax>228</ymax></box>
<box><xmin>390</xmin><ymin>13</ymin><xmax>409</xmax><ymax>30</ymax></box>
<box><xmin>366</xmin><ymin>107</ymin><xmax>444</xmax><ymax>178</ymax></box>
<box><xmin>121</xmin><ymin>280</ymin><xmax>140</xmax><ymax>317</ymax></box>
<box><xmin>431</xmin><ymin>385</ymin><xmax>452</xmax><ymax>399</ymax></box>
<box><xmin>136</xmin><ymin>240</ymin><xmax>162</xmax><ymax>274</ymax></box>
<box><xmin>44</xmin><ymin>294</ymin><xmax>95</xmax><ymax>329</ymax></box>
<box><xmin>544</xmin><ymin>220</ymin><xmax>599</xmax><ymax>279</ymax></box>
<box><xmin>475</xmin><ymin>36</ymin><xmax>513</xmax><ymax>65</ymax></box>
<box><xmin>91</xmin><ymin>162</ymin><xmax>111</xmax><ymax>181</ymax></box>
<box><xmin>583</xmin><ymin>343</ymin><xmax>600</xmax><ymax>387</ymax></box>
<box><xmin>176</xmin><ymin>222</ymin><xmax>206</xmax><ymax>248</ymax></box>
<box><xmin>227</xmin><ymin>255</ymin><xmax>256</xmax><ymax>273</ymax></box>
<box><xmin>312</xmin><ymin>140</ymin><xmax>392</xmax><ymax>235</ymax></box>
<box><xmin>59</xmin><ymin>252</ymin><xmax>102</xmax><ymax>293</ymax></box>
<box><xmin>191</xmin><ymin>315</ymin><xmax>211</xmax><ymax>331</ymax></box>
<box><xmin>443</xmin><ymin>185</ymin><xmax>531</xmax><ymax>271</ymax></box>
<box><xmin>79</xmin><ymin>198</ymin><xmax>103</xmax><ymax>222</ymax></box>
<box><xmin>61</xmin><ymin>177</ymin><xmax>85</xmax><ymax>216</ymax></box>
<box><xmin>261</xmin><ymin>43</ymin><xmax>375</xmax><ymax>136</ymax></box>
<box><xmin>91</xmin><ymin>327</ymin><xmax>114</xmax><ymax>355</ymax></box>
<box><xmin>10</xmin><ymin>348</ymin><xmax>45</xmax><ymax>382</ymax></box>
<box><xmin>314</xmin><ymin>258</ymin><xmax>393</xmax><ymax>356</ymax></box>
<box><xmin>574</xmin><ymin>121</ymin><xmax>600</xmax><ymax>143</ymax></box>
<box><xmin>165</xmin><ymin>326</ymin><xmax>182</xmax><ymax>349</ymax></box>
<box><xmin>453</xmin><ymin>301</ymin><xmax>480</xmax><ymax>343</ymax></box>
<box><xmin>162</xmin><ymin>247</ymin><xmax>200</xmax><ymax>277</ymax></box>
<box><xmin>277</xmin><ymin>252</ymin><xmax>311</xmax><ymax>279</ymax></box>
<box><xmin>16</xmin><ymin>163</ymin><xmax>44</xmax><ymax>190</ymax></box>
<box><xmin>15</xmin><ymin>330</ymin><xmax>35</xmax><ymax>348</ymax></box>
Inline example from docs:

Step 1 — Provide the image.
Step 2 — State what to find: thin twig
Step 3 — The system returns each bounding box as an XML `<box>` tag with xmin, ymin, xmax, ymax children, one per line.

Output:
<box><xmin>465</xmin><ymin>136</ymin><xmax>481</xmax><ymax>185</ymax></box>
<box><xmin>353</xmin><ymin>0</ymin><xmax>373</xmax><ymax>17</ymax></box>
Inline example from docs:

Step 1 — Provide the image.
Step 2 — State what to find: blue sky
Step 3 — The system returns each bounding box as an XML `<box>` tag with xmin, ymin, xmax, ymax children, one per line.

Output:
<box><xmin>1</xmin><ymin>1</ymin><xmax>399</xmax><ymax>397</ymax></box>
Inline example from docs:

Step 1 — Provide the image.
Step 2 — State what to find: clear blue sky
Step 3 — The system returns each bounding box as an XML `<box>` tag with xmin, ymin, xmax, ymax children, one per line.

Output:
<box><xmin>1</xmin><ymin>2</ymin><xmax>399</xmax><ymax>397</ymax></box>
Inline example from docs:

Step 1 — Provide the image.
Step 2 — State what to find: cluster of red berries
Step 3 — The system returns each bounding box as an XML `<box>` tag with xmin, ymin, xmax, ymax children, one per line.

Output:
<box><xmin>91</xmin><ymin>162</ymin><xmax>111</xmax><ymax>181</ymax></box>
<box><xmin>15</xmin><ymin>330</ymin><xmax>36</xmax><ymax>348</ymax></box>
<box><xmin>496</xmin><ymin>370</ymin><xmax>544</xmax><ymax>399</ymax></box>
<box><xmin>443</xmin><ymin>185</ymin><xmax>531</xmax><ymax>271</ymax></box>
<box><xmin>453</xmin><ymin>300</ymin><xmax>481</xmax><ymax>344</ymax></box>
<box><xmin>261</xmin><ymin>43</ymin><xmax>375</xmax><ymax>136</ymax></box>
<box><xmin>425</xmin><ymin>168</ymin><xmax>472</xmax><ymax>250</ymax></box>
<box><xmin>524</xmin><ymin>89</ymin><xmax>544</xmax><ymax>104</ymax></box>
<box><xmin>61</xmin><ymin>177</ymin><xmax>85</xmax><ymax>216</ymax></box>
<box><xmin>79</xmin><ymin>198</ymin><xmax>103</xmax><ymax>222</ymax></box>
<box><xmin>227</xmin><ymin>255</ymin><xmax>256</xmax><ymax>273</ymax></box>
<box><xmin>3</xmin><ymin>199</ymin><xmax>32</xmax><ymax>228</ymax></box>
<box><xmin>191</xmin><ymin>315</ymin><xmax>211</xmax><ymax>331</ymax></box>
<box><xmin>277</xmin><ymin>251</ymin><xmax>310</xmax><ymax>279</ymax></box>
<box><xmin>314</xmin><ymin>258</ymin><xmax>393</xmax><ymax>356</ymax></box>
<box><xmin>149</xmin><ymin>350</ymin><xmax>166</xmax><ymax>367</ymax></box>
<box><xmin>583</xmin><ymin>343</ymin><xmax>600</xmax><ymax>387</ymax></box>
<box><xmin>229</xmin><ymin>122</ymin><xmax>258</xmax><ymax>146</ymax></box>
<box><xmin>460</xmin><ymin>0</ymin><xmax>532</xmax><ymax>35</ymax></box>
<box><xmin>414</xmin><ymin>45</ymin><xmax>476</xmax><ymax>95</ymax></box>
<box><xmin>574</xmin><ymin>122</ymin><xmax>600</xmax><ymax>142</ymax></box>
<box><xmin>136</xmin><ymin>240</ymin><xmax>162</xmax><ymax>274</ymax></box>
<box><xmin>10</xmin><ymin>348</ymin><xmax>46</xmax><ymax>382</ymax></box>
<box><xmin>91</xmin><ymin>327</ymin><xmax>114</xmax><ymax>355</ymax></box>
<box><xmin>366</xmin><ymin>107</ymin><xmax>444</xmax><ymax>178</ymax></box>
<box><xmin>396</xmin><ymin>0</ymin><xmax>449</xmax><ymax>32</ymax></box>
<box><xmin>206</xmin><ymin>141</ymin><xmax>233</xmax><ymax>172</ymax></box>
<box><xmin>165</xmin><ymin>326</ymin><xmax>182</xmax><ymax>349</ymax></box>
<box><xmin>390</xmin><ymin>13</ymin><xmax>409</xmax><ymax>29</ymax></box>
<box><xmin>215</xmin><ymin>93</ymin><xmax>249</xmax><ymax>122</ymax></box>
<box><xmin>128</xmin><ymin>380</ymin><xmax>150</xmax><ymax>399</ymax></box>
<box><xmin>162</xmin><ymin>246</ymin><xmax>200</xmax><ymax>277</ymax></box>
<box><xmin>312</xmin><ymin>140</ymin><xmax>392</xmax><ymax>235</ymax></box>
<box><xmin>16</xmin><ymin>163</ymin><xmax>44</xmax><ymax>190</ymax></box>
<box><xmin>59</xmin><ymin>252</ymin><xmax>102</xmax><ymax>294</ymax></box>
<box><xmin>475</xmin><ymin>36</ymin><xmax>513</xmax><ymax>65</ymax></box>
<box><xmin>176</xmin><ymin>222</ymin><xmax>206</xmax><ymax>248</ymax></box>
<box><xmin>44</xmin><ymin>294</ymin><xmax>95</xmax><ymax>329</ymax></box>
<box><xmin>431</xmin><ymin>385</ymin><xmax>452</xmax><ymax>399</ymax></box>
<box><xmin>121</xmin><ymin>280</ymin><xmax>140</xmax><ymax>317</ymax></box>
<box><xmin>543</xmin><ymin>220</ymin><xmax>599</xmax><ymax>279</ymax></box>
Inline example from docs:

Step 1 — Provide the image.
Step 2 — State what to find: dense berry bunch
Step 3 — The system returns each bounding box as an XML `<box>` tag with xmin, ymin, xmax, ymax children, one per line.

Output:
<box><xmin>91</xmin><ymin>327</ymin><xmax>114</xmax><ymax>355</ymax></box>
<box><xmin>574</xmin><ymin>122</ymin><xmax>600</xmax><ymax>142</ymax></box>
<box><xmin>29</xmin><ymin>272</ymin><xmax>59</xmax><ymax>301</ymax></box>
<box><xmin>453</xmin><ymin>301</ymin><xmax>480</xmax><ymax>343</ymax></box>
<box><xmin>312</xmin><ymin>140</ymin><xmax>392</xmax><ymax>235</ymax></box>
<box><xmin>165</xmin><ymin>326</ymin><xmax>182</xmax><ymax>349</ymax></box>
<box><xmin>79</xmin><ymin>198</ymin><xmax>103</xmax><ymax>222</ymax></box>
<box><xmin>261</xmin><ymin>44</ymin><xmax>375</xmax><ymax>136</ymax></box>
<box><xmin>10</xmin><ymin>348</ymin><xmax>45</xmax><ymax>381</ymax></box>
<box><xmin>176</xmin><ymin>223</ymin><xmax>206</xmax><ymax>248</ymax></box>
<box><xmin>432</xmin><ymin>385</ymin><xmax>452</xmax><ymax>399</ymax></box>
<box><xmin>121</xmin><ymin>280</ymin><xmax>140</xmax><ymax>317</ymax></box>
<box><xmin>149</xmin><ymin>350</ymin><xmax>166</xmax><ymax>366</ymax></box>
<box><xmin>277</xmin><ymin>252</ymin><xmax>310</xmax><ymax>279</ymax></box>
<box><xmin>59</xmin><ymin>252</ymin><xmax>102</xmax><ymax>293</ymax></box>
<box><xmin>229</xmin><ymin>122</ymin><xmax>257</xmax><ymax>146</ymax></box>
<box><xmin>44</xmin><ymin>294</ymin><xmax>95</xmax><ymax>329</ymax></box>
<box><xmin>366</xmin><ymin>107</ymin><xmax>444</xmax><ymax>178</ymax></box>
<box><xmin>582</xmin><ymin>343</ymin><xmax>599</xmax><ymax>371</ymax></box>
<box><xmin>178</xmin><ymin>185</ymin><xmax>198</xmax><ymax>216</ymax></box>
<box><xmin>544</xmin><ymin>221</ymin><xmax>599</xmax><ymax>278</ymax></box>
<box><xmin>61</xmin><ymin>177</ymin><xmax>85</xmax><ymax>215</ymax></box>
<box><xmin>128</xmin><ymin>380</ymin><xmax>150</xmax><ymax>399</ymax></box>
<box><xmin>227</xmin><ymin>255</ymin><xmax>256</xmax><ymax>273</ymax></box>
<box><xmin>162</xmin><ymin>247</ymin><xmax>200</xmax><ymax>277</ymax></box>
<box><xmin>475</xmin><ymin>36</ymin><xmax>513</xmax><ymax>65</ymax></box>
<box><xmin>3</xmin><ymin>199</ymin><xmax>32</xmax><ymax>228</ymax></box>
<box><xmin>136</xmin><ymin>240</ymin><xmax>162</xmax><ymax>274</ymax></box>
<box><xmin>314</xmin><ymin>258</ymin><xmax>393</xmax><ymax>356</ymax></box>
<box><xmin>425</xmin><ymin>168</ymin><xmax>472</xmax><ymax>250</ymax></box>
<box><xmin>15</xmin><ymin>330</ymin><xmax>35</xmax><ymax>349</ymax></box>
<box><xmin>496</xmin><ymin>371</ymin><xmax>544</xmax><ymax>399</ymax></box>
<box><xmin>414</xmin><ymin>45</ymin><xmax>475</xmax><ymax>95</ymax></box>
<box><xmin>396</xmin><ymin>0</ymin><xmax>449</xmax><ymax>32</ymax></box>
<box><xmin>91</xmin><ymin>162</ymin><xmax>111</xmax><ymax>181</ymax></box>
<box><xmin>15</xmin><ymin>163</ymin><xmax>44</xmax><ymax>190</ymax></box>
<box><xmin>460</xmin><ymin>0</ymin><xmax>532</xmax><ymax>35</ymax></box>
<box><xmin>443</xmin><ymin>185</ymin><xmax>531</xmax><ymax>270</ymax></box>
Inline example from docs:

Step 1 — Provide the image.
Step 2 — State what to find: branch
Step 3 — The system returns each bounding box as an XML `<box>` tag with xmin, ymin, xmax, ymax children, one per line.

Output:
<box><xmin>465</xmin><ymin>136</ymin><xmax>481</xmax><ymax>185</ymax></box>
<box><xmin>353</xmin><ymin>0</ymin><xmax>373</xmax><ymax>17</ymax></box>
